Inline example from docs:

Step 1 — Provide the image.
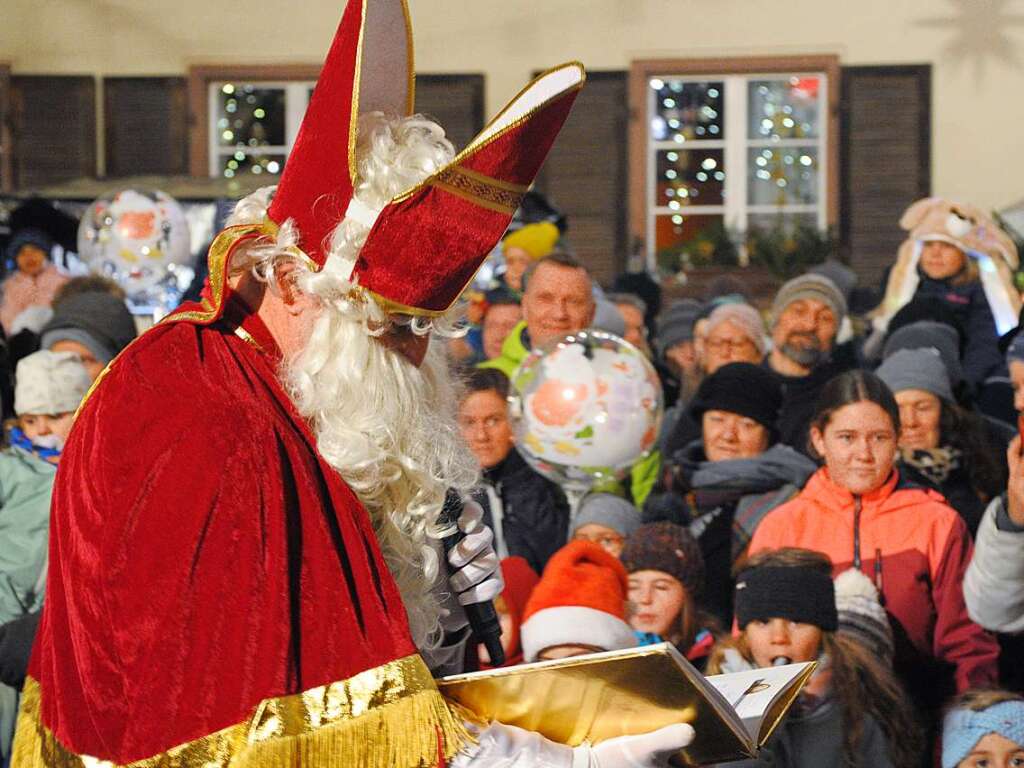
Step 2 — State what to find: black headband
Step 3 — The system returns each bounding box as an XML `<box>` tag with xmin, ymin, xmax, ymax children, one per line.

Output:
<box><xmin>734</xmin><ymin>565</ymin><xmax>838</xmax><ymax>631</ymax></box>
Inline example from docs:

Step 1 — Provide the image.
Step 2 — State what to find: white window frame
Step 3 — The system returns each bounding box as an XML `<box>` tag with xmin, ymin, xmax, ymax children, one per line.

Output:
<box><xmin>644</xmin><ymin>72</ymin><xmax>829</xmax><ymax>269</ymax></box>
<box><xmin>206</xmin><ymin>80</ymin><xmax>314</xmax><ymax>178</ymax></box>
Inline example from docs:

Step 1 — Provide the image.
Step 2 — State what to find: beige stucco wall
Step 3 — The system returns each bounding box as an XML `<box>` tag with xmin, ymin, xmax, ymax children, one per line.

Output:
<box><xmin>3</xmin><ymin>0</ymin><xmax>1023</xmax><ymax>210</ymax></box>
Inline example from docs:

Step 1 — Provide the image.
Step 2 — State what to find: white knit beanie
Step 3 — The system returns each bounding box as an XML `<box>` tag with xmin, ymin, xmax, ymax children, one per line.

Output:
<box><xmin>15</xmin><ymin>350</ymin><xmax>91</xmax><ymax>416</ymax></box>
<box><xmin>834</xmin><ymin>568</ymin><xmax>894</xmax><ymax>666</ymax></box>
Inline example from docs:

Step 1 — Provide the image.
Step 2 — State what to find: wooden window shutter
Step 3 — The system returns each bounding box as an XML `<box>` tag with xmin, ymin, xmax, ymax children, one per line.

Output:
<box><xmin>839</xmin><ymin>65</ymin><xmax>931</xmax><ymax>284</ymax></box>
<box><xmin>535</xmin><ymin>71</ymin><xmax>628</xmax><ymax>286</ymax></box>
<box><xmin>0</xmin><ymin>65</ymin><xmax>11</xmax><ymax>193</ymax></box>
<box><xmin>105</xmin><ymin>77</ymin><xmax>188</xmax><ymax>178</ymax></box>
<box><xmin>10</xmin><ymin>75</ymin><xmax>96</xmax><ymax>190</ymax></box>
<box><xmin>414</xmin><ymin>74</ymin><xmax>485</xmax><ymax>154</ymax></box>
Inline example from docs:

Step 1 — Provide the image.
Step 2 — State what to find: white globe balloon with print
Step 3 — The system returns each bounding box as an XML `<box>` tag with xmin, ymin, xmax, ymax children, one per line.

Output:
<box><xmin>77</xmin><ymin>189</ymin><xmax>192</xmax><ymax>304</ymax></box>
<box><xmin>508</xmin><ymin>329</ymin><xmax>664</xmax><ymax>490</ymax></box>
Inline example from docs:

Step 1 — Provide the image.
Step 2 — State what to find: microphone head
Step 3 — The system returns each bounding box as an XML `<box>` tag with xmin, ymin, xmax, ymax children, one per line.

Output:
<box><xmin>437</xmin><ymin>489</ymin><xmax>464</xmax><ymax>536</ymax></box>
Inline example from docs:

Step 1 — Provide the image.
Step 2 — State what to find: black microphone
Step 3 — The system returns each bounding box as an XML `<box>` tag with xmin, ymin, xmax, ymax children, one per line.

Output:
<box><xmin>439</xmin><ymin>489</ymin><xmax>505</xmax><ymax>667</ymax></box>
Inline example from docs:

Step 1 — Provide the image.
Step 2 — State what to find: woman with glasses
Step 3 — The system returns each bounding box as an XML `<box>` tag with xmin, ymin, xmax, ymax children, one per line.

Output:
<box><xmin>702</xmin><ymin>303</ymin><xmax>768</xmax><ymax>374</ymax></box>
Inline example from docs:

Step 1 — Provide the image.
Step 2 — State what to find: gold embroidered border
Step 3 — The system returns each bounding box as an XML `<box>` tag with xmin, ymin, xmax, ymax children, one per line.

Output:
<box><xmin>432</xmin><ymin>166</ymin><xmax>527</xmax><ymax>215</ymax></box>
<box><xmin>12</xmin><ymin>655</ymin><xmax>469</xmax><ymax>768</ymax></box>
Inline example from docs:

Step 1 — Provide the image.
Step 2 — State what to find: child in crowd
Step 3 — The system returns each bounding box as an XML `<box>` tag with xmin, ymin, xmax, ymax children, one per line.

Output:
<box><xmin>9</xmin><ymin>350</ymin><xmax>91</xmax><ymax>464</ymax></box>
<box><xmin>571</xmin><ymin>492</ymin><xmax>642</xmax><ymax>559</ymax></box>
<box><xmin>942</xmin><ymin>690</ymin><xmax>1024</xmax><ymax>768</ymax></box>
<box><xmin>872</xmin><ymin>197</ymin><xmax>1019</xmax><ymax>389</ymax></box>
<box><xmin>40</xmin><ymin>290</ymin><xmax>138</xmax><ymax>381</ymax></box>
<box><xmin>519</xmin><ymin>540</ymin><xmax>636</xmax><ymax>662</ymax></box>
<box><xmin>0</xmin><ymin>228</ymin><xmax>67</xmax><ymax>337</ymax></box>
<box><xmin>621</xmin><ymin>522</ymin><xmax>718</xmax><ymax>670</ymax></box>
<box><xmin>708</xmin><ymin>548</ymin><xmax>922</xmax><ymax>768</ymax></box>
<box><xmin>477</xmin><ymin>556</ymin><xmax>540</xmax><ymax>669</ymax></box>
<box><xmin>498</xmin><ymin>221</ymin><xmax>560</xmax><ymax>297</ymax></box>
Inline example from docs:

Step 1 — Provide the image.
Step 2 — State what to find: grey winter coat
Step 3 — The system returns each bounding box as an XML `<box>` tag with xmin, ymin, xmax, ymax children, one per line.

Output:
<box><xmin>964</xmin><ymin>495</ymin><xmax>1024</xmax><ymax>634</ymax></box>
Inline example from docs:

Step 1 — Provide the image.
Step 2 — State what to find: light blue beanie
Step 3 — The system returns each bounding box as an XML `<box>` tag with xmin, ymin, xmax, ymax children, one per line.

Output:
<box><xmin>942</xmin><ymin>700</ymin><xmax>1024</xmax><ymax>768</ymax></box>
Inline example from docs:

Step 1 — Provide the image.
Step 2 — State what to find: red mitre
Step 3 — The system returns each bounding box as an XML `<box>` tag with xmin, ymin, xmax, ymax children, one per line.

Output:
<box><xmin>192</xmin><ymin>0</ymin><xmax>583</xmax><ymax>324</ymax></box>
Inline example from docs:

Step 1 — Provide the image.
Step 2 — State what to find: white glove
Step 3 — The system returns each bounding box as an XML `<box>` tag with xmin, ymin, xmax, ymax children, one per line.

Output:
<box><xmin>451</xmin><ymin>721</ymin><xmax>577</xmax><ymax>767</ymax></box>
<box><xmin>579</xmin><ymin>723</ymin><xmax>696</xmax><ymax>768</ymax></box>
<box><xmin>446</xmin><ymin>499</ymin><xmax>503</xmax><ymax>606</ymax></box>
<box><xmin>451</xmin><ymin>721</ymin><xmax>696</xmax><ymax>768</ymax></box>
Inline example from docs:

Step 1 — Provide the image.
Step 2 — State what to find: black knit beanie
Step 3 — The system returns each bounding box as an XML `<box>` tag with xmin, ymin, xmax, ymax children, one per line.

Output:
<box><xmin>620</xmin><ymin>522</ymin><xmax>704</xmax><ymax>601</ymax></box>
<box><xmin>6</xmin><ymin>228</ymin><xmax>53</xmax><ymax>263</ymax></box>
<box><xmin>734</xmin><ymin>564</ymin><xmax>838</xmax><ymax>631</ymax></box>
<box><xmin>688</xmin><ymin>361</ymin><xmax>783</xmax><ymax>432</ymax></box>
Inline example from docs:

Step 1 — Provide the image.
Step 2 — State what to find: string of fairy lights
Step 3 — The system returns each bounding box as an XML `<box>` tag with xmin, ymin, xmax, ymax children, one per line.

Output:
<box><xmin>649</xmin><ymin>75</ymin><xmax>823</xmax><ymax>255</ymax></box>
<box><xmin>215</xmin><ymin>83</ymin><xmax>287</xmax><ymax>179</ymax></box>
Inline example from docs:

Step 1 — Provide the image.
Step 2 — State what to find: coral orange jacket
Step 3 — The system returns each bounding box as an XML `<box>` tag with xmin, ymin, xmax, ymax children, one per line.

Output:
<box><xmin>749</xmin><ymin>467</ymin><xmax>998</xmax><ymax>694</ymax></box>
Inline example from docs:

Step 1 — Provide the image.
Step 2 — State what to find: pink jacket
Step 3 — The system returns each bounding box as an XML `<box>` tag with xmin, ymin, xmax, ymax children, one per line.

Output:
<box><xmin>0</xmin><ymin>265</ymin><xmax>68</xmax><ymax>335</ymax></box>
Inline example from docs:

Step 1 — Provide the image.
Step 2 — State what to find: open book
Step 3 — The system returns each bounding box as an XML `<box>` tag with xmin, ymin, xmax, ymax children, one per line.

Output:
<box><xmin>436</xmin><ymin>643</ymin><xmax>815</xmax><ymax>766</ymax></box>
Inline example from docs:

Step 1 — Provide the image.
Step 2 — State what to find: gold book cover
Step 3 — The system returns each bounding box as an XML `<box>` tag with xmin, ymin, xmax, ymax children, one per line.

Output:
<box><xmin>437</xmin><ymin>643</ymin><xmax>815</xmax><ymax>766</ymax></box>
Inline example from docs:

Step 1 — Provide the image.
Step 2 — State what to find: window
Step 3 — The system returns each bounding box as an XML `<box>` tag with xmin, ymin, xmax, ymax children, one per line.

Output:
<box><xmin>629</xmin><ymin>56</ymin><xmax>839</xmax><ymax>271</ymax></box>
<box><xmin>208</xmin><ymin>80</ymin><xmax>308</xmax><ymax>179</ymax></box>
<box><xmin>189</xmin><ymin>66</ymin><xmax>485</xmax><ymax>181</ymax></box>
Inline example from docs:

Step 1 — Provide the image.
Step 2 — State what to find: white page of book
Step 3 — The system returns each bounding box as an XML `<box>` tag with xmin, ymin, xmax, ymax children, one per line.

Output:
<box><xmin>705</xmin><ymin>663</ymin><xmax>811</xmax><ymax>742</ymax></box>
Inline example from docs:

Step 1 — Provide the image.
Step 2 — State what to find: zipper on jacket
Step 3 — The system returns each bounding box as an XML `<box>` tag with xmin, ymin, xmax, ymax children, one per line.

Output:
<box><xmin>852</xmin><ymin>497</ymin><xmax>887</xmax><ymax>605</ymax></box>
<box><xmin>852</xmin><ymin>496</ymin><xmax>862</xmax><ymax>569</ymax></box>
<box><xmin>874</xmin><ymin>547</ymin><xmax>886</xmax><ymax>606</ymax></box>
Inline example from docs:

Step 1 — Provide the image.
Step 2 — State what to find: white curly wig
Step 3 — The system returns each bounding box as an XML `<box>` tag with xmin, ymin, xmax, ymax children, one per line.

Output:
<box><xmin>225</xmin><ymin>113</ymin><xmax>478</xmax><ymax>651</ymax></box>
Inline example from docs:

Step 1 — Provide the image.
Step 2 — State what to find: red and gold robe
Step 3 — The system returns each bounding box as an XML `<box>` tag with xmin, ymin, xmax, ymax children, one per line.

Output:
<box><xmin>13</xmin><ymin>229</ymin><xmax>466</xmax><ymax>767</ymax></box>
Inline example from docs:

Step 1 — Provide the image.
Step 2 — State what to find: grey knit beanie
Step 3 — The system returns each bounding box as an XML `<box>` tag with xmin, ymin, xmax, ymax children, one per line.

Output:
<box><xmin>704</xmin><ymin>303</ymin><xmax>768</xmax><ymax>355</ymax></box>
<box><xmin>40</xmin><ymin>291</ymin><xmax>137</xmax><ymax>364</ymax></box>
<box><xmin>834</xmin><ymin>568</ymin><xmax>894</xmax><ymax>666</ymax></box>
<box><xmin>1007</xmin><ymin>331</ymin><xmax>1024</xmax><ymax>367</ymax></box>
<box><xmin>884</xmin><ymin>321</ymin><xmax>964</xmax><ymax>389</ymax></box>
<box><xmin>657</xmin><ymin>299</ymin><xmax>703</xmax><ymax>354</ymax></box>
<box><xmin>573</xmin><ymin>493</ymin><xmax>642</xmax><ymax>538</ymax></box>
<box><xmin>771</xmin><ymin>273</ymin><xmax>847</xmax><ymax>327</ymax></box>
<box><xmin>876</xmin><ymin>347</ymin><xmax>954</xmax><ymax>403</ymax></box>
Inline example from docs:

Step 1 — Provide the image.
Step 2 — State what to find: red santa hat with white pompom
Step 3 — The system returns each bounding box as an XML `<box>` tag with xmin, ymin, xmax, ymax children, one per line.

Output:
<box><xmin>520</xmin><ymin>540</ymin><xmax>638</xmax><ymax>663</ymax></box>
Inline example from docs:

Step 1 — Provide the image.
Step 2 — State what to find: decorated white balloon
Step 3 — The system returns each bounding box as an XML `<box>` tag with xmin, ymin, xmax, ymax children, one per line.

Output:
<box><xmin>508</xmin><ymin>329</ymin><xmax>664</xmax><ymax>491</ymax></box>
<box><xmin>77</xmin><ymin>189</ymin><xmax>192</xmax><ymax>306</ymax></box>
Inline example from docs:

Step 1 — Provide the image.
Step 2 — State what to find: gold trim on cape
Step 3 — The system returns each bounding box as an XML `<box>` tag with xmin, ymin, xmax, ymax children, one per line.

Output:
<box><xmin>12</xmin><ymin>655</ymin><xmax>469</xmax><ymax>768</ymax></box>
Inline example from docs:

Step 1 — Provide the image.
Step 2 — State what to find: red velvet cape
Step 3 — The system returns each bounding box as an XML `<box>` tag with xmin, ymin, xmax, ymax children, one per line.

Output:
<box><xmin>28</xmin><ymin>303</ymin><xmax>417</xmax><ymax>762</ymax></box>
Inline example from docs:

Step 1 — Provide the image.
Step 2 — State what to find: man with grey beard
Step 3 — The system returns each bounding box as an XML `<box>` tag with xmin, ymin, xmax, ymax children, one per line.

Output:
<box><xmin>766</xmin><ymin>273</ymin><xmax>855</xmax><ymax>453</ymax></box>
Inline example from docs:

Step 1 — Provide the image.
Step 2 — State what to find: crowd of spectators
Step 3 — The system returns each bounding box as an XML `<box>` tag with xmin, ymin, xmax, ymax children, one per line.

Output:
<box><xmin>2</xmin><ymin>197</ymin><xmax>1024</xmax><ymax>767</ymax></box>
<box><xmin>448</xmin><ymin>202</ymin><xmax>1024</xmax><ymax>767</ymax></box>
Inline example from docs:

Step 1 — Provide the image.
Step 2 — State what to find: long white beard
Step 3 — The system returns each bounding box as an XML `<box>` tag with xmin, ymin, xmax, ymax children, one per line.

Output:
<box><xmin>281</xmin><ymin>305</ymin><xmax>478</xmax><ymax>651</ymax></box>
